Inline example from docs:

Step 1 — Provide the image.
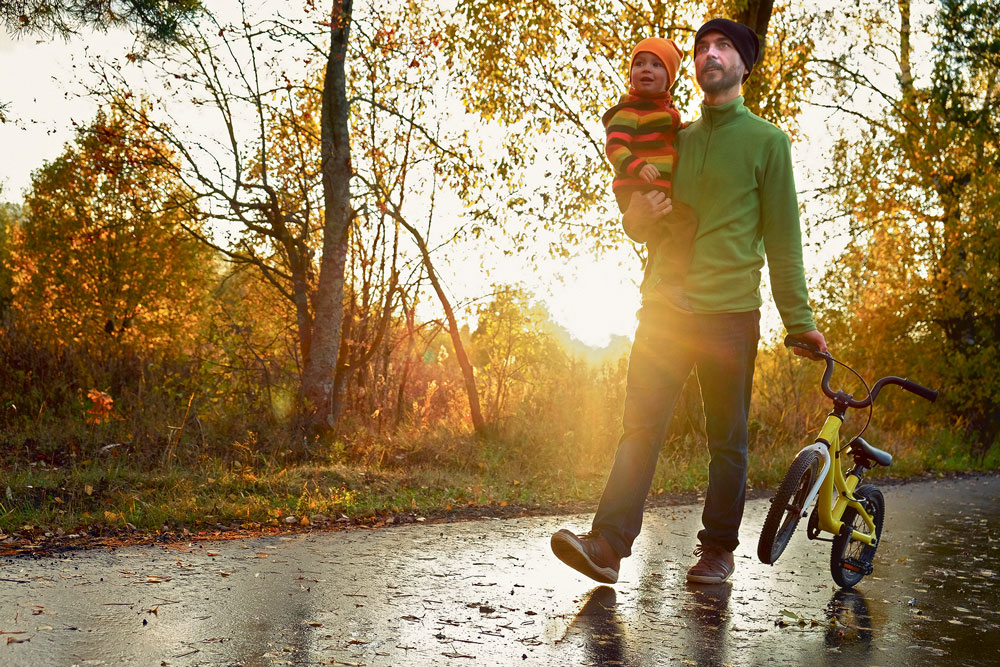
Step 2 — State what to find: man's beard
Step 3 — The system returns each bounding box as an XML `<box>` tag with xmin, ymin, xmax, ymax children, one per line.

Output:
<box><xmin>697</xmin><ymin>63</ymin><xmax>743</xmax><ymax>96</ymax></box>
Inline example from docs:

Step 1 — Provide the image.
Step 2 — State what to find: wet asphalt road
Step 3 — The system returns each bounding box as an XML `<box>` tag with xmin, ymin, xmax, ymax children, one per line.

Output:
<box><xmin>2</xmin><ymin>474</ymin><xmax>998</xmax><ymax>666</ymax></box>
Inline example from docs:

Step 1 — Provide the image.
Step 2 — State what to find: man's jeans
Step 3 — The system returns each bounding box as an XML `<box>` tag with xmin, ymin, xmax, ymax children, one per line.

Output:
<box><xmin>592</xmin><ymin>305</ymin><xmax>760</xmax><ymax>557</ymax></box>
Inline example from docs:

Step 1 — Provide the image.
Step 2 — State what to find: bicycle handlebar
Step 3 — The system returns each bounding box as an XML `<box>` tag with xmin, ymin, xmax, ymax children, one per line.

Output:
<box><xmin>899</xmin><ymin>378</ymin><xmax>939</xmax><ymax>402</ymax></box>
<box><xmin>783</xmin><ymin>335</ymin><xmax>939</xmax><ymax>408</ymax></box>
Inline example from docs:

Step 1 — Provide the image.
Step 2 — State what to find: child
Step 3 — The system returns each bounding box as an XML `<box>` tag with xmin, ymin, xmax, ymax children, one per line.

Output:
<box><xmin>602</xmin><ymin>37</ymin><xmax>697</xmax><ymax>311</ymax></box>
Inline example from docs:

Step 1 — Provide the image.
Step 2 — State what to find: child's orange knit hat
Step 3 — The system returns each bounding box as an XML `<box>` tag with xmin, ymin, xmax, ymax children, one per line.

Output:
<box><xmin>630</xmin><ymin>38</ymin><xmax>683</xmax><ymax>88</ymax></box>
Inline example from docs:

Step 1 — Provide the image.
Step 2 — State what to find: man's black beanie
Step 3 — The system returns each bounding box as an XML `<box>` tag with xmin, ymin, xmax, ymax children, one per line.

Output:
<box><xmin>695</xmin><ymin>18</ymin><xmax>760</xmax><ymax>82</ymax></box>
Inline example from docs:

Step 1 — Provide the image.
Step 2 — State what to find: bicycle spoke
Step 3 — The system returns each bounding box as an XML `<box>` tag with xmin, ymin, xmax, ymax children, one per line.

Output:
<box><xmin>830</xmin><ymin>485</ymin><xmax>884</xmax><ymax>588</ymax></box>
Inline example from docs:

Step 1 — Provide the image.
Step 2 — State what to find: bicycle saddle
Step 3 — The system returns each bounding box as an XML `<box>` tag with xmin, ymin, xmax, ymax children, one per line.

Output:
<box><xmin>848</xmin><ymin>437</ymin><xmax>892</xmax><ymax>467</ymax></box>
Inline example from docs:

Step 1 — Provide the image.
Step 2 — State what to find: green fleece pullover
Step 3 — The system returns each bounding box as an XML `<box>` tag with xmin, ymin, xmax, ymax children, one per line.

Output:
<box><xmin>643</xmin><ymin>95</ymin><xmax>816</xmax><ymax>334</ymax></box>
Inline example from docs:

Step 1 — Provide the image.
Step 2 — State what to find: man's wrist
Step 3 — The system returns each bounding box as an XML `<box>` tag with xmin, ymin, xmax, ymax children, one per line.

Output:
<box><xmin>622</xmin><ymin>210</ymin><xmax>649</xmax><ymax>242</ymax></box>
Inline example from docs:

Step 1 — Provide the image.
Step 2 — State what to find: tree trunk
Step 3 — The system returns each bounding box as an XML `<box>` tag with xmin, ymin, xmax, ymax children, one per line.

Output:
<box><xmin>301</xmin><ymin>0</ymin><xmax>354</xmax><ymax>430</ymax></box>
<box><xmin>391</xmin><ymin>212</ymin><xmax>486</xmax><ymax>435</ymax></box>
<box><xmin>735</xmin><ymin>0</ymin><xmax>775</xmax><ymax>37</ymax></box>
<box><xmin>897</xmin><ymin>0</ymin><xmax>914</xmax><ymax>95</ymax></box>
<box><xmin>329</xmin><ymin>272</ymin><xmax>398</xmax><ymax>426</ymax></box>
<box><xmin>290</xmin><ymin>265</ymin><xmax>314</xmax><ymax>374</ymax></box>
<box><xmin>395</xmin><ymin>305</ymin><xmax>418</xmax><ymax>426</ymax></box>
<box><xmin>734</xmin><ymin>0</ymin><xmax>775</xmax><ymax>114</ymax></box>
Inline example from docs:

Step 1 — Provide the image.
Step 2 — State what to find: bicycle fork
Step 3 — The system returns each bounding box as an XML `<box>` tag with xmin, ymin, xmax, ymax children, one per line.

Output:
<box><xmin>793</xmin><ymin>416</ymin><xmax>878</xmax><ymax>547</ymax></box>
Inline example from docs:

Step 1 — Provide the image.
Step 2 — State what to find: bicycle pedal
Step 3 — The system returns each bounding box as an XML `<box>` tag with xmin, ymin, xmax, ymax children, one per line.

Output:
<box><xmin>841</xmin><ymin>557</ymin><xmax>874</xmax><ymax>575</ymax></box>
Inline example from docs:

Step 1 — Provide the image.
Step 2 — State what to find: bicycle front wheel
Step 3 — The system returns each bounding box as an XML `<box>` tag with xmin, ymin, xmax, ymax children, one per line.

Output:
<box><xmin>830</xmin><ymin>484</ymin><xmax>884</xmax><ymax>588</ymax></box>
<box><xmin>758</xmin><ymin>449</ymin><xmax>821</xmax><ymax>565</ymax></box>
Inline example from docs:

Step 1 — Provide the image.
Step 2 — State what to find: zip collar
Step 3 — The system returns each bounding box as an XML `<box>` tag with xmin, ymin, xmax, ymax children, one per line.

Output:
<box><xmin>699</xmin><ymin>95</ymin><xmax>749</xmax><ymax>129</ymax></box>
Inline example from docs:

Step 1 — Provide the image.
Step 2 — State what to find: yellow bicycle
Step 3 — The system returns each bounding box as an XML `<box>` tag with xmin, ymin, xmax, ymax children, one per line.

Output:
<box><xmin>757</xmin><ymin>336</ymin><xmax>939</xmax><ymax>588</ymax></box>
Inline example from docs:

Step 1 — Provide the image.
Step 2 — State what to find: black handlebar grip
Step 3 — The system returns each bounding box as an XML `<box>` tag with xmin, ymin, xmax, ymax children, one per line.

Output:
<box><xmin>902</xmin><ymin>379</ymin><xmax>939</xmax><ymax>402</ymax></box>
<box><xmin>783</xmin><ymin>334</ymin><xmax>821</xmax><ymax>354</ymax></box>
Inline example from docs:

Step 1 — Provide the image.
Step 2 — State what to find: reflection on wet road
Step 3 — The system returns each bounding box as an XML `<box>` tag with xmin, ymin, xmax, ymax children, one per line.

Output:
<box><xmin>2</xmin><ymin>474</ymin><xmax>998</xmax><ymax>665</ymax></box>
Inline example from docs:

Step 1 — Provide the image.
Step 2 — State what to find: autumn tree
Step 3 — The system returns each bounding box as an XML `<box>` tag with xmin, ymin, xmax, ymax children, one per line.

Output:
<box><xmin>472</xmin><ymin>287</ymin><xmax>565</xmax><ymax>423</ymax></box>
<box><xmin>9</xmin><ymin>108</ymin><xmax>214</xmax><ymax>355</ymax></box>
<box><xmin>87</xmin><ymin>1</ymin><xmax>496</xmax><ymax>433</ymax></box>
<box><xmin>81</xmin><ymin>2</ymin><xmax>356</xmax><ymax>429</ymax></box>
<box><xmin>813</xmin><ymin>0</ymin><xmax>1000</xmax><ymax>451</ymax></box>
<box><xmin>303</xmin><ymin>0</ymin><xmax>354</xmax><ymax>429</ymax></box>
<box><xmin>301</xmin><ymin>0</ymin><xmax>496</xmax><ymax>433</ymax></box>
<box><xmin>311</xmin><ymin>2</ymin><xmax>495</xmax><ymax>432</ymax></box>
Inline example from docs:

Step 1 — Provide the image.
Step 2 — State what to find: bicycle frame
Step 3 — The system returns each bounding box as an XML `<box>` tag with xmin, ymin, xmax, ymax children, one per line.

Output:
<box><xmin>793</xmin><ymin>414</ymin><xmax>877</xmax><ymax>546</ymax></box>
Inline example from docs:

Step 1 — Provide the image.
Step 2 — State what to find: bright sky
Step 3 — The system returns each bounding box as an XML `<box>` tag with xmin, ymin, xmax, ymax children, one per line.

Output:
<box><xmin>0</xmin><ymin>3</ymin><xmax>935</xmax><ymax>349</ymax></box>
<box><xmin>0</xmin><ymin>31</ymin><xmax>110</xmax><ymax>193</ymax></box>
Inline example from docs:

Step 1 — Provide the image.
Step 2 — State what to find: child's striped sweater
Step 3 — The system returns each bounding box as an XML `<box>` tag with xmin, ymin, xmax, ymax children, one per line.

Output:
<box><xmin>602</xmin><ymin>89</ymin><xmax>682</xmax><ymax>213</ymax></box>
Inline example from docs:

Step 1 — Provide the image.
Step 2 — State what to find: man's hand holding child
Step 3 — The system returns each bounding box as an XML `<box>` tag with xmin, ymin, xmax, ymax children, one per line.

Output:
<box><xmin>622</xmin><ymin>190</ymin><xmax>673</xmax><ymax>243</ymax></box>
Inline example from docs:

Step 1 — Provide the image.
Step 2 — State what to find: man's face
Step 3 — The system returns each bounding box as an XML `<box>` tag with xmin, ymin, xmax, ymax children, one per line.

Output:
<box><xmin>630</xmin><ymin>52</ymin><xmax>669</xmax><ymax>95</ymax></box>
<box><xmin>694</xmin><ymin>31</ymin><xmax>746</xmax><ymax>95</ymax></box>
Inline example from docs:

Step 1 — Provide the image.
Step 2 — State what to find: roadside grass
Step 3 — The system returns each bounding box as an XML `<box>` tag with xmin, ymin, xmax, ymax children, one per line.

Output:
<box><xmin>2</xmin><ymin>423</ymin><xmax>994</xmax><ymax>539</ymax></box>
<box><xmin>0</xmin><ymin>427</ymin><xmax>603</xmax><ymax>536</ymax></box>
<box><xmin>0</xmin><ymin>450</ymin><xmax>502</xmax><ymax>535</ymax></box>
<box><xmin>5</xmin><ymin>328</ymin><xmax>992</xmax><ymax>542</ymax></box>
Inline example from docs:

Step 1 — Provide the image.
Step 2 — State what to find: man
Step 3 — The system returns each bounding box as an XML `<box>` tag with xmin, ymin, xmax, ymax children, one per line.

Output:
<box><xmin>551</xmin><ymin>18</ymin><xmax>827</xmax><ymax>585</ymax></box>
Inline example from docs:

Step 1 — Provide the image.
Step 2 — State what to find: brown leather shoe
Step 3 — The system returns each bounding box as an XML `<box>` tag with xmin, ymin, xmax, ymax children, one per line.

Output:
<box><xmin>686</xmin><ymin>545</ymin><xmax>735</xmax><ymax>584</ymax></box>
<box><xmin>550</xmin><ymin>529</ymin><xmax>621</xmax><ymax>584</ymax></box>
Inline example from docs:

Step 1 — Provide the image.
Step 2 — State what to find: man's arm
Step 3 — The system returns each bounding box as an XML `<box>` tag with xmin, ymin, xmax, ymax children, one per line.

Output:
<box><xmin>758</xmin><ymin>131</ymin><xmax>826</xmax><ymax>358</ymax></box>
<box><xmin>759</xmin><ymin>132</ymin><xmax>818</xmax><ymax>336</ymax></box>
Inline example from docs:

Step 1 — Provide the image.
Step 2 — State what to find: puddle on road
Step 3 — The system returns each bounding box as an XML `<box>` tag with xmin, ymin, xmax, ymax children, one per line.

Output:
<box><xmin>1</xmin><ymin>475</ymin><xmax>997</xmax><ymax>666</ymax></box>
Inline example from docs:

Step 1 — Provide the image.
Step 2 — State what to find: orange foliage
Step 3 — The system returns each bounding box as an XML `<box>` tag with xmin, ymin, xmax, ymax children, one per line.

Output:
<box><xmin>9</xmin><ymin>106</ymin><xmax>214</xmax><ymax>355</ymax></box>
<box><xmin>85</xmin><ymin>389</ymin><xmax>116</xmax><ymax>425</ymax></box>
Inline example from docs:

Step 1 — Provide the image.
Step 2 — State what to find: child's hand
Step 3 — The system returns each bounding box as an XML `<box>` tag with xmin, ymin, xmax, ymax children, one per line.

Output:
<box><xmin>639</xmin><ymin>163</ymin><xmax>659</xmax><ymax>183</ymax></box>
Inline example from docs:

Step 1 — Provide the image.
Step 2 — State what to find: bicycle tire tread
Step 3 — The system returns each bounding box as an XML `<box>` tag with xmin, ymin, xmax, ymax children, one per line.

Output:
<box><xmin>758</xmin><ymin>449</ymin><xmax>821</xmax><ymax>565</ymax></box>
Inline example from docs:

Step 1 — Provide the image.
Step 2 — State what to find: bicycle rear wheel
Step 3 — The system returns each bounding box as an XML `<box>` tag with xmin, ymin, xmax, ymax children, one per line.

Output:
<box><xmin>758</xmin><ymin>449</ymin><xmax>821</xmax><ymax>565</ymax></box>
<box><xmin>830</xmin><ymin>484</ymin><xmax>884</xmax><ymax>588</ymax></box>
